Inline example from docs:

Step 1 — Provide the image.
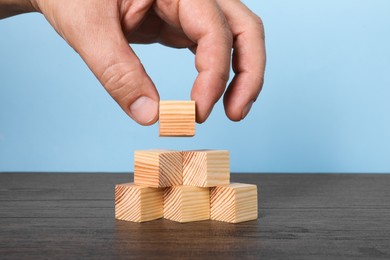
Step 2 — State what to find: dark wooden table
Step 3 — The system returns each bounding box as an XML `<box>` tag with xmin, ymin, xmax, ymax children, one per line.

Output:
<box><xmin>0</xmin><ymin>173</ymin><xmax>389</xmax><ymax>259</ymax></box>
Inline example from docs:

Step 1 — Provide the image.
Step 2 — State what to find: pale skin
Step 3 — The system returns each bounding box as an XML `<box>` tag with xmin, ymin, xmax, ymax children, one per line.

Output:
<box><xmin>1</xmin><ymin>0</ymin><xmax>266</xmax><ymax>125</ymax></box>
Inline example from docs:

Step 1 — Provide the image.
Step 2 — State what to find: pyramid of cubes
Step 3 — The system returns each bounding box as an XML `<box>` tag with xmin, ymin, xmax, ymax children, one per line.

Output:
<box><xmin>115</xmin><ymin>101</ymin><xmax>258</xmax><ymax>223</ymax></box>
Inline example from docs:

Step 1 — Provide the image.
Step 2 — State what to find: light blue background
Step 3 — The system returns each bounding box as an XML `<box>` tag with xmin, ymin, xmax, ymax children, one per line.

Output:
<box><xmin>1</xmin><ymin>1</ymin><xmax>389</xmax><ymax>173</ymax></box>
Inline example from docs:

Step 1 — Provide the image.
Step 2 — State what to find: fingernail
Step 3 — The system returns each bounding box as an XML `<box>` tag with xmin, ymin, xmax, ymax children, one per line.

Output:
<box><xmin>242</xmin><ymin>100</ymin><xmax>254</xmax><ymax>120</ymax></box>
<box><xmin>129</xmin><ymin>96</ymin><xmax>158</xmax><ymax>125</ymax></box>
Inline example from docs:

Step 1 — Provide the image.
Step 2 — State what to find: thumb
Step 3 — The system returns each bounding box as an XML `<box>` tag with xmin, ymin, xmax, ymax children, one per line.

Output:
<box><xmin>94</xmin><ymin>44</ymin><xmax>160</xmax><ymax>126</ymax></box>
<box><xmin>68</xmin><ymin>9</ymin><xmax>159</xmax><ymax>125</ymax></box>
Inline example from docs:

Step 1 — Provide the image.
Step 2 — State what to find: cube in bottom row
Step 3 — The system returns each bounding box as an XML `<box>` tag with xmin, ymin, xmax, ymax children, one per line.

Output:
<box><xmin>164</xmin><ymin>186</ymin><xmax>210</xmax><ymax>223</ymax></box>
<box><xmin>210</xmin><ymin>183</ymin><xmax>258</xmax><ymax>223</ymax></box>
<box><xmin>115</xmin><ymin>183</ymin><xmax>164</xmax><ymax>222</ymax></box>
<box><xmin>115</xmin><ymin>183</ymin><xmax>258</xmax><ymax>223</ymax></box>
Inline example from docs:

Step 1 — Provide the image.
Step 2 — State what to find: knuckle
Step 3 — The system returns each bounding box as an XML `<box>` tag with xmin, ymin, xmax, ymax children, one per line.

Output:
<box><xmin>253</xmin><ymin>14</ymin><xmax>264</xmax><ymax>27</ymax></box>
<box><xmin>100</xmin><ymin>62</ymin><xmax>143</xmax><ymax>102</ymax></box>
<box><xmin>215</xmin><ymin>72</ymin><xmax>230</xmax><ymax>87</ymax></box>
<box><xmin>252</xmin><ymin>14</ymin><xmax>265</xmax><ymax>39</ymax></box>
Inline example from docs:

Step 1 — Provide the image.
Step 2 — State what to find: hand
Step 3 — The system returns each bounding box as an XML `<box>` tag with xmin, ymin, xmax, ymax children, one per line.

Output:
<box><xmin>14</xmin><ymin>0</ymin><xmax>266</xmax><ymax>125</ymax></box>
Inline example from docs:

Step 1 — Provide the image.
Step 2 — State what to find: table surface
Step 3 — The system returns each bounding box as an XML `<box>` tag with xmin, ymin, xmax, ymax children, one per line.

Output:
<box><xmin>0</xmin><ymin>173</ymin><xmax>389</xmax><ymax>259</ymax></box>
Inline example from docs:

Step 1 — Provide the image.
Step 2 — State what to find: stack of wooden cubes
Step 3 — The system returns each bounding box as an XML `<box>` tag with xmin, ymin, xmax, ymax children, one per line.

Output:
<box><xmin>115</xmin><ymin>101</ymin><xmax>258</xmax><ymax>223</ymax></box>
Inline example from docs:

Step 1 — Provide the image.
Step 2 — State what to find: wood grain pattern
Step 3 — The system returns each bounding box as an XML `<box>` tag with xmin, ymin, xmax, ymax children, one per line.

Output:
<box><xmin>134</xmin><ymin>150</ymin><xmax>182</xmax><ymax>188</ymax></box>
<box><xmin>182</xmin><ymin>150</ymin><xmax>230</xmax><ymax>187</ymax></box>
<box><xmin>159</xmin><ymin>100</ymin><xmax>195</xmax><ymax>137</ymax></box>
<box><xmin>115</xmin><ymin>183</ymin><xmax>164</xmax><ymax>222</ymax></box>
<box><xmin>210</xmin><ymin>183</ymin><xmax>258</xmax><ymax>223</ymax></box>
<box><xmin>164</xmin><ymin>185</ymin><xmax>210</xmax><ymax>223</ymax></box>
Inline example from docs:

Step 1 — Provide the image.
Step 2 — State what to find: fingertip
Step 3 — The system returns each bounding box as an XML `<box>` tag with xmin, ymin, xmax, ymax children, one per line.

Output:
<box><xmin>191</xmin><ymin>75</ymin><xmax>220</xmax><ymax>124</ymax></box>
<box><xmin>241</xmin><ymin>100</ymin><xmax>254</xmax><ymax>120</ymax></box>
<box><xmin>128</xmin><ymin>96</ymin><xmax>159</xmax><ymax>126</ymax></box>
<box><xmin>223</xmin><ymin>103</ymin><xmax>242</xmax><ymax>122</ymax></box>
<box><xmin>223</xmin><ymin>78</ymin><xmax>258</xmax><ymax>122</ymax></box>
<box><xmin>224</xmin><ymin>95</ymin><xmax>257</xmax><ymax>122</ymax></box>
<box><xmin>223</xmin><ymin>81</ymin><xmax>239</xmax><ymax>121</ymax></box>
<box><xmin>192</xmin><ymin>94</ymin><xmax>212</xmax><ymax>124</ymax></box>
<box><xmin>195</xmin><ymin>106</ymin><xmax>211</xmax><ymax>124</ymax></box>
<box><xmin>224</xmin><ymin>102</ymin><xmax>253</xmax><ymax>122</ymax></box>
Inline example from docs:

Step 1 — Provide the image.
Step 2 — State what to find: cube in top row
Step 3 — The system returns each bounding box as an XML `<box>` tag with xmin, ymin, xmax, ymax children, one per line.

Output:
<box><xmin>159</xmin><ymin>100</ymin><xmax>195</xmax><ymax>137</ymax></box>
<box><xmin>134</xmin><ymin>150</ymin><xmax>230</xmax><ymax>188</ymax></box>
<box><xmin>134</xmin><ymin>150</ymin><xmax>183</xmax><ymax>188</ymax></box>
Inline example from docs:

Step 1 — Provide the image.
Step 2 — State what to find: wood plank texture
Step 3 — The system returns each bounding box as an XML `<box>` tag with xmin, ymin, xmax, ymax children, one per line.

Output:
<box><xmin>164</xmin><ymin>185</ymin><xmax>210</xmax><ymax>222</ymax></box>
<box><xmin>159</xmin><ymin>100</ymin><xmax>195</xmax><ymax>137</ymax></box>
<box><xmin>115</xmin><ymin>183</ymin><xmax>164</xmax><ymax>222</ymax></box>
<box><xmin>210</xmin><ymin>183</ymin><xmax>258</xmax><ymax>223</ymax></box>
<box><xmin>1</xmin><ymin>173</ymin><xmax>390</xmax><ymax>259</ymax></box>
<box><xmin>182</xmin><ymin>150</ymin><xmax>230</xmax><ymax>187</ymax></box>
<box><xmin>134</xmin><ymin>150</ymin><xmax>182</xmax><ymax>188</ymax></box>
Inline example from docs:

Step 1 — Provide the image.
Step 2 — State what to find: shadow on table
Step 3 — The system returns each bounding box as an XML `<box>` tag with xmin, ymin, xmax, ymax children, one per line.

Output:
<box><xmin>114</xmin><ymin>218</ymin><xmax>261</xmax><ymax>257</ymax></box>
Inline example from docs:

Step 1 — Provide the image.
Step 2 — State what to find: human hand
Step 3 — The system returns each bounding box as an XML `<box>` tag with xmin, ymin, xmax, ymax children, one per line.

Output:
<box><xmin>28</xmin><ymin>0</ymin><xmax>265</xmax><ymax>125</ymax></box>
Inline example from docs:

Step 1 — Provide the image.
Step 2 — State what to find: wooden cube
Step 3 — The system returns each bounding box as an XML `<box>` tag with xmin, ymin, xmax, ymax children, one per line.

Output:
<box><xmin>210</xmin><ymin>183</ymin><xmax>258</xmax><ymax>223</ymax></box>
<box><xmin>115</xmin><ymin>183</ymin><xmax>164</xmax><ymax>222</ymax></box>
<box><xmin>134</xmin><ymin>150</ymin><xmax>182</xmax><ymax>188</ymax></box>
<box><xmin>182</xmin><ymin>150</ymin><xmax>230</xmax><ymax>187</ymax></box>
<box><xmin>164</xmin><ymin>186</ymin><xmax>210</xmax><ymax>223</ymax></box>
<box><xmin>159</xmin><ymin>100</ymin><xmax>195</xmax><ymax>137</ymax></box>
